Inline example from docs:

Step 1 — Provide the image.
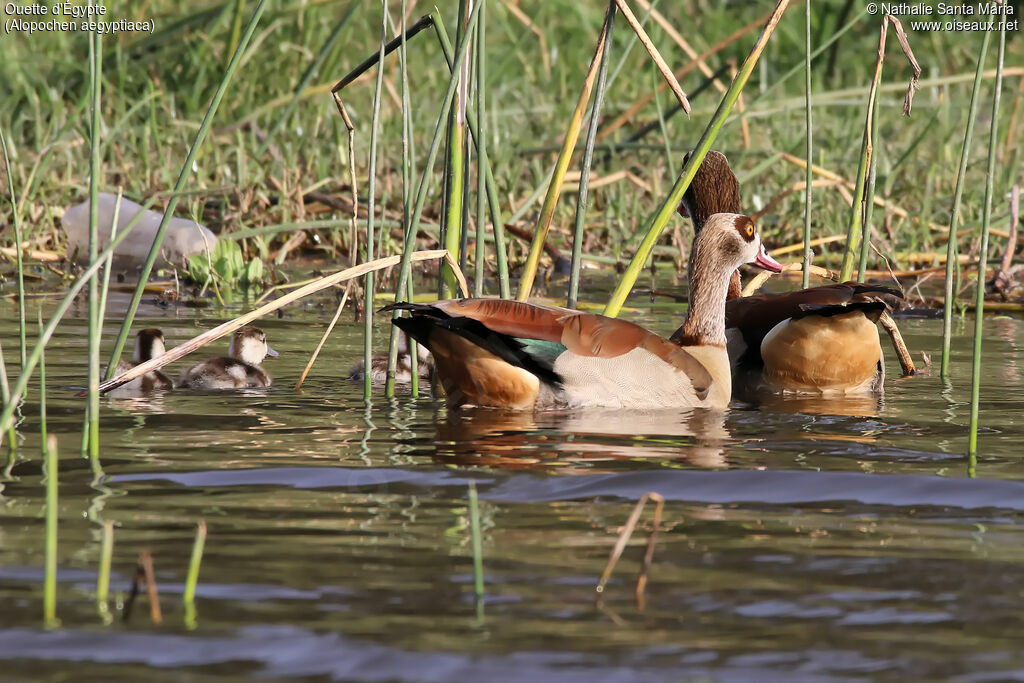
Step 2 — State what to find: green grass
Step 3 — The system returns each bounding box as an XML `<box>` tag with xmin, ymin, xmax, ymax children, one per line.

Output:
<box><xmin>1</xmin><ymin>1</ymin><xmax>1021</xmax><ymax>285</ymax></box>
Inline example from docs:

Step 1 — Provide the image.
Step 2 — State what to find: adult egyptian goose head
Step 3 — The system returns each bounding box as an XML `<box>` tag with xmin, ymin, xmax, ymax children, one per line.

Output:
<box><xmin>106</xmin><ymin>328</ymin><xmax>174</xmax><ymax>397</ymax></box>
<box><xmin>383</xmin><ymin>212</ymin><xmax>781</xmax><ymax>411</ymax></box>
<box><xmin>671</xmin><ymin>150</ymin><xmax>905</xmax><ymax>395</ymax></box>
<box><xmin>177</xmin><ymin>326</ymin><xmax>278</xmax><ymax>390</ymax></box>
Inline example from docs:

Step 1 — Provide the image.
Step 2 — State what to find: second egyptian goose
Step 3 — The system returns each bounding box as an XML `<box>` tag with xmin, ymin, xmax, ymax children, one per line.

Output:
<box><xmin>672</xmin><ymin>151</ymin><xmax>904</xmax><ymax>394</ymax></box>
<box><xmin>383</xmin><ymin>213</ymin><xmax>782</xmax><ymax>411</ymax></box>
<box><xmin>177</xmin><ymin>326</ymin><xmax>278</xmax><ymax>389</ymax></box>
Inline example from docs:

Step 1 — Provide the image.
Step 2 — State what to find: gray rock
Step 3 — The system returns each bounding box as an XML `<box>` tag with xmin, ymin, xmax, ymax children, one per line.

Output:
<box><xmin>62</xmin><ymin>193</ymin><xmax>218</xmax><ymax>268</ymax></box>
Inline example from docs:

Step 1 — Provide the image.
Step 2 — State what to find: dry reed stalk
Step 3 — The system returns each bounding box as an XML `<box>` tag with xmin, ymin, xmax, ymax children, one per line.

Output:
<box><xmin>0</xmin><ymin>247</ymin><xmax>59</xmax><ymax>262</ymax></box>
<box><xmin>295</xmin><ymin>284</ymin><xmax>352</xmax><ymax>390</ymax></box>
<box><xmin>126</xmin><ymin>552</ymin><xmax>163</xmax><ymax>625</ymax></box>
<box><xmin>562</xmin><ymin>169</ymin><xmax>652</xmax><ymax>194</ymax></box>
<box><xmin>604</xmin><ymin>0</ymin><xmax>793</xmax><ymax>318</ymax></box>
<box><xmin>631</xmin><ymin>0</ymin><xmax>727</xmax><ymax>95</ymax></box>
<box><xmin>517</xmin><ymin>4</ymin><xmax>612</xmax><ymax>300</ymax></box>
<box><xmin>992</xmin><ymin>185</ymin><xmax>1020</xmax><ymax>296</ymax></box>
<box><xmin>752</xmin><ymin>178</ymin><xmax>843</xmax><ymax>220</ymax></box>
<box><xmin>770</xmin><ymin>233</ymin><xmax>846</xmax><ymax>256</ymax></box>
<box><xmin>613</xmin><ymin>0</ymin><xmax>691</xmax><ymax>115</ymax></box>
<box><xmin>96</xmin><ymin>251</ymin><xmax>468</xmax><ymax>395</ymax></box>
<box><xmin>733</xmin><ymin>61</ymin><xmax>752</xmax><ymax>149</ymax></box>
<box><xmin>499</xmin><ymin>0</ymin><xmax>551</xmax><ymax>77</ymax></box>
<box><xmin>778</xmin><ymin>153</ymin><xmax>1014</xmax><ymax>239</ymax></box>
<box><xmin>879</xmin><ymin>312</ymin><xmax>918</xmax><ymax>376</ymax></box>
<box><xmin>330</xmin><ymin>94</ymin><xmax>359</xmax><ymax>266</ymax></box>
<box><xmin>597</xmin><ymin>11</ymin><xmax>770</xmax><ymax>142</ymax></box>
<box><xmin>595</xmin><ymin>492</ymin><xmax>665</xmax><ymax>610</ymax></box>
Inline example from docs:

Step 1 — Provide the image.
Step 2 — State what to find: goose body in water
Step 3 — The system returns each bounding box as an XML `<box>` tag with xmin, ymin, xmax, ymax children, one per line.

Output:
<box><xmin>384</xmin><ymin>213</ymin><xmax>781</xmax><ymax>411</ymax></box>
<box><xmin>673</xmin><ymin>150</ymin><xmax>904</xmax><ymax>394</ymax></box>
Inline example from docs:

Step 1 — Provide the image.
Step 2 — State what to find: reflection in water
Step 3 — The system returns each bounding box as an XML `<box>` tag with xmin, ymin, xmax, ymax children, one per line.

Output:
<box><xmin>433</xmin><ymin>408</ymin><xmax>730</xmax><ymax>469</ymax></box>
<box><xmin>737</xmin><ymin>390</ymin><xmax>884</xmax><ymax>418</ymax></box>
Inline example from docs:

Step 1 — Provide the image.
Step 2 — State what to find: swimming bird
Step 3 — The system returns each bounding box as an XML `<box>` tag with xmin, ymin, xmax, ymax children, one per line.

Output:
<box><xmin>672</xmin><ymin>150</ymin><xmax>904</xmax><ymax>394</ymax></box>
<box><xmin>177</xmin><ymin>326</ymin><xmax>278</xmax><ymax>389</ymax></box>
<box><xmin>106</xmin><ymin>328</ymin><xmax>174</xmax><ymax>397</ymax></box>
<box><xmin>384</xmin><ymin>212</ymin><xmax>782</xmax><ymax>411</ymax></box>
<box><xmin>348</xmin><ymin>329</ymin><xmax>433</xmax><ymax>385</ymax></box>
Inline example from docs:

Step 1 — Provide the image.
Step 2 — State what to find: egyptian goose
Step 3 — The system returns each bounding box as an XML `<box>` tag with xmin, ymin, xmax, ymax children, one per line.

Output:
<box><xmin>671</xmin><ymin>151</ymin><xmax>904</xmax><ymax>394</ymax></box>
<box><xmin>383</xmin><ymin>213</ymin><xmax>782</xmax><ymax>411</ymax></box>
<box><xmin>106</xmin><ymin>328</ymin><xmax>174</xmax><ymax>397</ymax></box>
<box><xmin>178</xmin><ymin>326</ymin><xmax>278</xmax><ymax>389</ymax></box>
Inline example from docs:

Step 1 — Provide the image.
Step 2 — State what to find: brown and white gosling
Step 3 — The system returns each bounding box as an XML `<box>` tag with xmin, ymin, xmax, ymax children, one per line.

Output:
<box><xmin>177</xmin><ymin>326</ymin><xmax>278</xmax><ymax>389</ymax></box>
<box><xmin>107</xmin><ymin>328</ymin><xmax>174</xmax><ymax>398</ymax></box>
<box><xmin>348</xmin><ymin>330</ymin><xmax>433</xmax><ymax>385</ymax></box>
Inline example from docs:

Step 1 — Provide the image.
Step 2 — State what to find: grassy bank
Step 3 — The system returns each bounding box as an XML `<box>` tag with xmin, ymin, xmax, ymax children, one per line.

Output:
<box><xmin>1</xmin><ymin>0</ymin><xmax>1021</xmax><ymax>287</ymax></box>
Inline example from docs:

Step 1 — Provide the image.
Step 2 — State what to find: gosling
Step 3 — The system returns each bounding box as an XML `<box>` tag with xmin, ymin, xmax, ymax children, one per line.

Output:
<box><xmin>178</xmin><ymin>326</ymin><xmax>278</xmax><ymax>389</ymax></box>
<box><xmin>107</xmin><ymin>328</ymin><xmax>174</xmax><ymax>397</ymax></box>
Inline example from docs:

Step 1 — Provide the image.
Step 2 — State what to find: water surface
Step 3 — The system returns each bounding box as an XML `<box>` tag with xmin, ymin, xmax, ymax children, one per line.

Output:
<box><xmin>2</xmin><ymin>281</ymin><xmax>1023</xmax><ymax>681</ymax></box>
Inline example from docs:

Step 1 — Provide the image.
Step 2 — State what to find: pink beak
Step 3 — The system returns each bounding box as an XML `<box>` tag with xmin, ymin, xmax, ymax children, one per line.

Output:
<box><xmin>754</xmin><ymin>243</ymin><xmax>783</xmax><ymax>273</ymax></box>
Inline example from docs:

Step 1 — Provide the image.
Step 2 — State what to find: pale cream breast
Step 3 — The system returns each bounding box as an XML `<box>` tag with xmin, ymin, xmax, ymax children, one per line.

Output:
<box><xmin>554</xmin><ymin>344</ymin><xmax>731</xmax><ymax>410</ymax></box>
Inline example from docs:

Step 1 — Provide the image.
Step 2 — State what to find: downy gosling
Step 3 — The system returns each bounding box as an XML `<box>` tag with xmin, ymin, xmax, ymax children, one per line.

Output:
<box><xmin>107</xmin><ymin>328</ymin><xmax>174</xmax><ymax>397</ymax></box>
<box><xmin>178</xmin><ymin>326</ymin><xmax>278</xmax><ymax>389</ymax></box>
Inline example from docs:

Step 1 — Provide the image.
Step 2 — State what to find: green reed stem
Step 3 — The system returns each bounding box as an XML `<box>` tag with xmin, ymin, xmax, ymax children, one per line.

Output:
<box><xmin>105</xmin><ymin>0</ymin><xmax>268</xmax><ymax>376</ymax></box>
<box><xmin>431</xmin><ymin>12</ymin><xmax>509</xmax><ymax>298</ymax></box>
<box><xmin>942</xmin><ymin>31</ymin><xmax>991</xmax><ymax>378</ymax></box>
<box><xmin>38</xmin><ymin>312</ymin><xmax>47</xmax><ymax>453</ymax></box>
<box><xmin>754</xmin><ymin>6</ymin><xmax>868</xmax><ymax>107</ymax></box>
<box><xmin>441</xmin><ymin>12</ymin><xmax>468</xmax><ymax>301</ymax></box>
<box><xmin>517</xmin><ymin>4</ymin><xmax>612</xmax><ymax>302</ymax></box>
<box><xmin>858</xmin><ymin>93</ymin><xmax>881</xmax><ymax>280</ymax></box>
<box><xmin>468</xmin><ymin>482</ymin><xmax>484</xmax><ymax>599</ymax></box>
<box><xmin>0</xmin><ymin>209</ymin><xmax>150</xmax><ymax>444</ymax></box>
<box><xmin>95</xmin><ymin>190</ymin><xmax>123</xmax><ymax>358</ymax></box>
<box><xmin>402</xmin><ymin>3</ymin><xmax>420</xmax><ymax>397</ymax></box>
<box><xmin>802</xmin><ymin>0</ymin><xmax>813</xmax><ymax>289</ymax></box>
<box><xmin>569</xmin><ymin>2</ymin><xmax>615</xmax><ymax>309</ymax></box>
<box><xmin>473</xmin><ymin>0</ymin><xmax>487</xmax><ymax>298</ymax></box>
<box><xmin>260</xmin><ymin>3</ymin><xmax>357</xmax><ymax>155</ymax></box>
<box><xmin>364</xmin><ymin>0</ymin><xmax>387</xmax><ymax>401</ymax></box>
<box><xmin>841</xmin><ymin>15</ymin><xmax>888</xmax><ymax>282</ymax></box>
<box><xmin>969</xmin><ymin>22</ymin><xmax>1006</xmax><ymax>460</ymax></box>
<box><xmin>605</xmin><ymin>0</ymin><xmax>791</xmax><ymax>317</ymax></box>
<box><xmin>841</xmin><ymin>139</ymin><xmax>869</xmax><ymax>278</ymax></box>
<box><xmin>0</xmin><ymin>288</ymin><xmax>16</xmax><ymax>458</ymax></box>
<box><xmin>96</xmin><ymin>520</ymin><xmax>113</xmax><ymax>621</ymax></box>
<box><xmin>0</xmin><ymin>129</ymin><xmax>26</xmax><ymax>371</ymax></box>
<box><xmin>86</xmin><ymin>26</ymin><xmax>103</xmax><ymax>462</ymax></box>
<box><xmin>183</xmin><ymin>520</ymin><xmax>207</xmax><ymax>628</ymax></box>
<box><xmin>43</xmin><ymin>434</ymin><xmax>58</xmax><ymax>628</ymax></box>
<box><xmin>383</xmin><ymin>3</ymin><xmax>482</xmax><ymax>395</ymax></box>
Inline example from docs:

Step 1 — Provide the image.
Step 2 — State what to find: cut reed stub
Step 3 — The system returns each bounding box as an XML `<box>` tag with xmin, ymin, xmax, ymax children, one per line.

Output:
<box><xmin>595</xmin><ymin>492</ymin><xmax>665</xmax><ymax>610</ymax></box>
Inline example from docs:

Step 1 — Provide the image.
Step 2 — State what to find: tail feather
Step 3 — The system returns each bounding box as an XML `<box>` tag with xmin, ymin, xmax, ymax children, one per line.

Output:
<box><xmin>389</xmin><ymin>304</ymin><xmax>562</xmax><ymax>388</ymax></box>
<box><xmin>796</xmin><ymin>300</ymin><xmax>889</xmax><ymax>323</ymax></box>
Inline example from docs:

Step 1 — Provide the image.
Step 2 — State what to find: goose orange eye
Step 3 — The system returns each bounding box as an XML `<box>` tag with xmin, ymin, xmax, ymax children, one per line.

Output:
<box><xmin>745</xmin><ymin>224</ymin><xmax>754</xmax><ymax>237</ymax></box>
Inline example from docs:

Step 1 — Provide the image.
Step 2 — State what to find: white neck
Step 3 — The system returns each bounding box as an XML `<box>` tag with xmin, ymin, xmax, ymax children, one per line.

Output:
<box><xmin>679</xmin><ymin>241</ymin><xmax>732</xmax><ymax>346</ymax></box>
